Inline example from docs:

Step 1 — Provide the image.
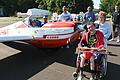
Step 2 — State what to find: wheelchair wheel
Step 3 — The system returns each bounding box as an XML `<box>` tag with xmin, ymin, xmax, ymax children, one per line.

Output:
<box><xmin>99</xmin><ymin>54</ymin><xmax>107</xmax><ymax>78</ymax></box>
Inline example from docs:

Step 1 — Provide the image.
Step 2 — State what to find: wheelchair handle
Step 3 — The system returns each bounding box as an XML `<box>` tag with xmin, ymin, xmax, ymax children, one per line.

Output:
<box><xmin>77</xmin><ymin>47</ymin><xmax>108</xmax><ymax>52</ymax></box>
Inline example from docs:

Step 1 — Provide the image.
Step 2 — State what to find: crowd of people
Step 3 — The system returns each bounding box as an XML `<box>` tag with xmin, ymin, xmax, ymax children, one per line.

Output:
<box><xmin>58</xmin><ymin>5</ymin><xmax>119</xmax><ymax>44</ymax></box>
<box><xmin>73</xmin><ymin>9</ymin><xmax>112</xmax><ymax>80</ymax></box>
<box><xmin>23</xmin><ymin>5</ymin><xmax>119</xmax><ymax>80</ymax></box>
<box><xmin>67</xmin><ymin>5</ymin><xmax>118</xmax><ymax>80</ymax></box>
<box><xmin>25</xmin><ymin>5</ymin><xmax>119</xmax><ymax>44</ymax></box>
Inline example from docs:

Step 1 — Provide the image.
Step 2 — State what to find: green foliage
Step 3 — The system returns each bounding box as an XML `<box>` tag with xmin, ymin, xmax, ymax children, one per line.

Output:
<box><xmin>0</xmin><ymin>0</ymin><xmax>38</xmax><ymax>16</ymax></box>
<box><xmin>100</xmin><ymin>0</ymin><xmax>120</xmax><ymax>13</ymax></box>
<box><xmin>36</xmin><ymin>0</ymin><xmax>94</xmax><ymax>14</ymax></box>
<box><xmin>0</xmin><ymin>0</ymin><xmax>94</xmax><ymax>16</ymax></box>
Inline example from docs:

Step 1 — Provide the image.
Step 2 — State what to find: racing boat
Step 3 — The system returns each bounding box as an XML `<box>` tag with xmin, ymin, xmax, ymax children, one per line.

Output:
<box><xmin>0</xmin><ymin>20</ymin><xmax>84</xmax><ymax>48</ymax></box>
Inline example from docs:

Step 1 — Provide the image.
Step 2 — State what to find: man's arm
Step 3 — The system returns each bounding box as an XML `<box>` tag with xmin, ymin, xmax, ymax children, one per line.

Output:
<box><xmin>104</xmin><ymin>23</ymin><xmax>112</xmax><ymax>39</ymax></box>
<box><xmin>97</xmin><ymin>31</ymin><xmax>105</xmax><ymax>49</ymax></box>
<box><xmin>78</xmin><ymin>33</ymin><xmax>87</xmax><ymax>47</ymax></box>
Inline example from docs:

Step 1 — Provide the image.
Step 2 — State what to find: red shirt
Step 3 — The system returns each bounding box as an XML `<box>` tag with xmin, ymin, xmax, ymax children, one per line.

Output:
<box><xmin>78</xmin><ymin>30</ymin><xmax>104</xmax><ymax>49</ymax></box>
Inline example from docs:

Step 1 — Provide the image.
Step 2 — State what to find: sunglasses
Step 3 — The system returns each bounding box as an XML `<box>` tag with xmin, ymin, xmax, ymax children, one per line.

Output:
<box><xmin>87</xmin><ymin>25</ymin><xmax>94</xmax><ymax>29</ymax></box>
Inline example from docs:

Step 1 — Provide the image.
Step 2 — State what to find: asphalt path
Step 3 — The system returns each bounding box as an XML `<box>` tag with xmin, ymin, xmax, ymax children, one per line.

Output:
<box><xmin>0</xmin><ymin>19</ymin><xmax>120</xmax><ymax>80</ymax></box>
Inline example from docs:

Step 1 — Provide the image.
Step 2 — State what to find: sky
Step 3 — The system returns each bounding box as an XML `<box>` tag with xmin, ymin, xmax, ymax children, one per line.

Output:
<box><xmin>93</xmin><ymin>0</ymin><xmax>100</xmax><ymax>9</ymax></box>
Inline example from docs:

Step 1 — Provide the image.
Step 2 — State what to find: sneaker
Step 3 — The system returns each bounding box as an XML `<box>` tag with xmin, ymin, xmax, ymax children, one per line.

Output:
<box><xmin>72</xmin><ymin>72</ymin><xmax>77</xmax><ymax>78</ymax></box>
<box><xmin>77</xmin><ymin>75</ymin><xmax>83</xmax><ymax>80</ymax></box>
<box><xmin>90</xmin><ymin>76</ymin><xmax>95</xmax><ymax>80</ymax></box>
<box><xmin>116</xmin><ymin>40</ymin><xmax>120</xmax><ymax>43</ymax></box>
<box><xmin>109</xmin><ymin>38</ymin><xmax>115</xmax><ymax>41</ymax></box>
<box><xmin>61</xmin><ymin>46</ymin><xmax>64</xmax><ymax>48</ymax></box>
<box><xmin>66</xmin><ymin>45</ymin><xmax>69</xmax><ymax>48</ymax></box>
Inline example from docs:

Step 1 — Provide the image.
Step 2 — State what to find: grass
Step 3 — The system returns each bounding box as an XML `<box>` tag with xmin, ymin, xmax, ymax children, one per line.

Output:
<box><xmin>0</xmin><ymin>17</ymin><xmax>25</xmax><ymax>27</ymax></box>
<box><xmin>0</xmin><ymin>17</ymin><xmax>24</xmax><ymax>22</ymax></box>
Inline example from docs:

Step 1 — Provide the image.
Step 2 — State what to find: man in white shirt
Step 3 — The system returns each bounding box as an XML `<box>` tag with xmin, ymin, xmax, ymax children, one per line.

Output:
<box><xmin>94</xmin><ymin>11</ymin><xmax>112</xmax><ymax>48</ymax></box>
<box><xmin>59</xmin><ymin>6</ymin><xmax>72</xmax><ymax>21</ymax></box>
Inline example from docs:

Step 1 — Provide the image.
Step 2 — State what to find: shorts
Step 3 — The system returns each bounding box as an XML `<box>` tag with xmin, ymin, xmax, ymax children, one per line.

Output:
<box><xmin>113</xmin><ymin>24</ymin><xmax>120</xmax><ymax>36</ymax></box>
<box><xmin>113</xmin><ymin>24</ymin><xmax>117</xmax><ymax>31</ymax></box>
<box><xmin>84</xmin><ymin>51</ymin><xmax>93</xmax><ymax>60</ymax></box>
<box><xmin>117</xmin><ymin>26</ymin><xmax>120</xmax><ymax>36</ymax></box>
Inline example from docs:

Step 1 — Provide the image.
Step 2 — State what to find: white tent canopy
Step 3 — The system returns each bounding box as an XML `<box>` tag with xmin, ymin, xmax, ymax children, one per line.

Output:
<box><xmin>27</xmin><ymin>8</ymin><xmax>49</xmax><ymax>18</ymax></box>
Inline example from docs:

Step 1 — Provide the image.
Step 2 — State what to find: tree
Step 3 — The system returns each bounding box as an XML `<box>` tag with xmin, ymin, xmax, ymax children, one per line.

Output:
<box><xmin>0</xmin><ymin>0</ymin><xmax>94</xmax><ymax>16</ymax></box>
<box><xmin>0</xmin><ymin>0</ymin><xmax>38</xmax><ymax>16</ymax></box>
<box><xmin>100</xmin><ymin>0</ymin><xmax>120</xmax><ymax>13</ymax></box>
<box><xmin>36</xmin><ymin>0</ymin><xmax>94</xmax><ymax>14</ymax></box>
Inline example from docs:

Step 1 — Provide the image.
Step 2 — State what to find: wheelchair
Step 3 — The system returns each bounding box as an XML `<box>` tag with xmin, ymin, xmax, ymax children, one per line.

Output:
<box><xmin>73</xmin><ymin>47</ymin><xmax>108</xmax><ymax>80</ymax></box>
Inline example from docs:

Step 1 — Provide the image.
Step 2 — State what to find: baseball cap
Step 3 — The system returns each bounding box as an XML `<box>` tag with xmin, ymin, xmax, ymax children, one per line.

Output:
<box><xmin>43</xmin><ymin>15</ymin><xmax>48</xmax><ymax>18</ymax></box>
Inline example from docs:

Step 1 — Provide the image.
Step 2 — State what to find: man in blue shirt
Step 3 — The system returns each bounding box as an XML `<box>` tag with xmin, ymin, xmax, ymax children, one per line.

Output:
<box><xmin>84</xmin><ymin>6</ymin><xmax>96</xmax><ymax>22</ymax></box>
<box><xmin>59</xmin><ymin>6</ymin><xmax>72</xmax><ymax>21</ymax></box>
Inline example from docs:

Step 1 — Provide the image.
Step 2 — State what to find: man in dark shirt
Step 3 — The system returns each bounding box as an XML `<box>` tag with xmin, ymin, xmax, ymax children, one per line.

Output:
<box><xmin>110</xmin><ymin>6</ymin><xmax>120</xmax><ymax>42</ymax></box>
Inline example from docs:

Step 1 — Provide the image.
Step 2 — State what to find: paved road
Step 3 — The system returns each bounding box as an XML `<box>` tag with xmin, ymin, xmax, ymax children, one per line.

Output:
<box><xmin>0</xmin><ymin>19</ymin><xmax>120</xmax><ymax>80</ymax></box>
<box><xmin>0</xmin><ymin>41</ymin><xmax>120</xmax><ymax>80</ymax></box>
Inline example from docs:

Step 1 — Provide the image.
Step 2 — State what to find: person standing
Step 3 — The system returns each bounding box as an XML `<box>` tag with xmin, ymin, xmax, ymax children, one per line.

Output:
<box><xmin>58</xmin><ymin>6</ymin><xmax>72</xmax><ymax>21</ymax></box>
<box><xmin>109</xmin><ymin>6</ymin><xmax>120</xmax><ymax>42</ymax></box>
<box><xmin>83</xmin><ymin>6</ymin><xmax>96</xmax><ymax>32</ymax></box>
<box><xmin>84</xmin><ymin>6</ymin><xmax>96</xmax><ymax>22</ymax></box>
<box><xmin>94</xmin><ymin>11</ymin><xmax>112</xmax><ymax>48</ymax></box>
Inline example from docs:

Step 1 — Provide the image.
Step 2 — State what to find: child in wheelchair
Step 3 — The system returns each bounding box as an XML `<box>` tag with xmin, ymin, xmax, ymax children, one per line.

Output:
<box><xmin>73</xmin><ymin>22</ymin><xmax>105</xmax><ymax>80</ymax></box>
